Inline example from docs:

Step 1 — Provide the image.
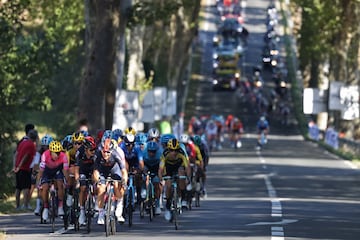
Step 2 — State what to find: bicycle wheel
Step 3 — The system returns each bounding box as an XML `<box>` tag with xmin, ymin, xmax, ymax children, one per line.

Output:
<box><xmin>140</xmin><ymin>200</ymin><xmax>145</xmax><ymax>219</ymax></box>
<box><xmin>50</xmin><ymin>192</ymin><xmax>56</xmax><ymax>233</ymax></box>
<box><xmin>148</xmin><ymin>183</ymin><xmax>154</xmax><ymax>222</ymax></box>
<box><xmin>105</xmin><ymin>191</ymin><xmax>113</xmax><ymax>237</ymax></box>
<box><xmin>110</xmin><ymin>213</ymin><xmax>117</xmax><ymax>235</ymax></box>
<box><xmin>127</xmin><ymin>188</ymin><xmax>133</xmax><ymax>227</ymax></box>
<box><xmin>73</xmin><ymin>190</ymin><xmax>80</xmax><ymax>231</ymax></box>
<box><xmin>85</xmin><ymin>188</ymin><xmax>92</xmax><ymax>233</ymax></box>
<box><xmin>172</xmin><ymin>188</ymin><xmax>178</xmax><ymax>230</ymax></box>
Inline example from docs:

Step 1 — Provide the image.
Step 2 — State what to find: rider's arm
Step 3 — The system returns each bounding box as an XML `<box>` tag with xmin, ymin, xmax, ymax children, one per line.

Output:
<box><xmin>61</xmin><ymin>153</ymin><xmax>70</xmax><ymax>185</ymax></box>
<box><xmin>158</xmin><ymin>154</ymin><xmax>165</xmax><ymax>181</ymax></box>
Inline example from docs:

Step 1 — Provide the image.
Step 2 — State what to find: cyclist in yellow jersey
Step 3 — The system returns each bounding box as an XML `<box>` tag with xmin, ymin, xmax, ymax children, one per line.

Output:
<box><xmin>65</xmin><ymin>131</ymin><xmax>84</xmax><ymax>207</ymax></box>
<box><xmin>158</xmin><ymin>138</ymin><xmax>190</xmax><ymax>221</ymax></box>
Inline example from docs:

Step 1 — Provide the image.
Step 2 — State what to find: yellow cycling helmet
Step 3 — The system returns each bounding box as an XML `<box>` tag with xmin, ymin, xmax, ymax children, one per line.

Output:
<box><xmin>72</xmin><ymin>131</ymin><xmax>85</xmax><ymax>142</ymax></box>
<box><xmin>167</xmin><ymin>138</ymin><xmax>180</xmax><ymax>150</ymax></box>
<box><xmin>49</xmin><ymin>141</ymin><xmax>63</xmax><ymax>153</ymax></box>
<box><xmin>124</xmin><ymin>127</ymin><xmax>136</xmax><ymax>135</ymax></box>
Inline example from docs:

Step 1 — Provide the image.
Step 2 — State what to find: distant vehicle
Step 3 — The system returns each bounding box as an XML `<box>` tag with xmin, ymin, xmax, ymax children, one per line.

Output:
<box><xmin>212</xmin><ymin>45</ymin><xmax>239</xmax><ymax>72</ymax></box>
<box><xmin>212</xmin><ymin>72</ymin><xmax>239</xmax><ymax>91</ymax></box>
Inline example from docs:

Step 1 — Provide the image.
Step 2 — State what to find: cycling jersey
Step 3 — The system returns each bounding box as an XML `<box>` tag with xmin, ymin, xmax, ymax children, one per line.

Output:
<box><xmin>75</xmin><ymin>145</ymin><xmax>95</xmax><ymax>180</ymax></box>
<box><xmin>257</xmin><ymin>120</ymin><xmax>269</xmax><ymax>131</ymax></box>
<box><xmin>93</xmin><ymin>148</ymin><xmax>126</xmax><ymax>180</ymax></box>
<box><xmin>160</xmin><ymin>149</ymin><xmax>188</xmax><ymax>176</ymax></box>
<box><xmin>120</xmin><ymin>142</ymin><xmax>143</xmax><ymax>169</ymax></box>
<box><xmin>39</xmin><ymin>150</ymin><xmax>69</xmax><ymax>184</ymax></box>
<box><xmin>143</xmin><ymin>146</ymin><xmax>161</xmax><ymax>174</ymax></box>
<box><xmin>66</xmin><ymin>147</ymin><xmax>77</xmax><ymax>166</ymax></box>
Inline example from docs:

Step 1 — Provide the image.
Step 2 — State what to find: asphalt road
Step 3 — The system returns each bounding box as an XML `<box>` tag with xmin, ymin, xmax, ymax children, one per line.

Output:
<box><xmin>1</xmin><ymin>0</ymin><xmax>360</xmax><ymax>239</ymax></box>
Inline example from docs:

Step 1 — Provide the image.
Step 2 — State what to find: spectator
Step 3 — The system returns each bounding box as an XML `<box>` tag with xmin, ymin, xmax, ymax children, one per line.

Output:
<box><xmin>13</xmin><ymin>129</ymin><xmax>38</xmax><ymax>210</ymax></box>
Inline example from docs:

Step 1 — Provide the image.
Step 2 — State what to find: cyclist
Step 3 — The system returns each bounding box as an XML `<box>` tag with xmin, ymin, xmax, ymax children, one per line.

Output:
<box><xmin>143</xmin><ymin>141</ymin><xmax>162</xmax><ymax>215</ymax></box>
<box><xmin>229</xmin><ymin>117</ymin><xmax>244</xmax><ymax>148</ymax></box>
<box><xmin>256</xmin><ymin>116</ymin><xmax>270</xmax><ymax>149</ymax></box>
<box><xmin>65</xmin><ymin>131</ymin><xmax>85</xmax><ymax>207</ymax></box>
<box><xmin>159</xmin><ymin>138</ymin><xmax>191</xmax><ymax>221</ymax></box>
<box><xmin>192</xmin><ymin>135</ymin><xmax>209</xmax><ymax>197</ymax></box>
<box><xmin>33</xmin><ymin>134</ymin><xmax>53</xmax><ymax>215</ymax></box>
<box><xmin>37</xmin><ymin>141</ymin><xmax>70</xmax><ymax>221</ymax></box>
<box><xmin>119</xmin><ymin>133</ymin><xmax>144</xmax><ymax>205</ymax></box>
<box><xmin>93</xmin><ymin>137</ymin><xmax>128</xmax><ymax>224</ymax></box>
<box><xmin>75</xmin><ymin>135</ymin><xmax>97</xmax><ymax>225</ymax></box>
<box><xmin>204</xmin><ymin>120</ymin><xmax>218</xmax><ymax>151</ymax></box>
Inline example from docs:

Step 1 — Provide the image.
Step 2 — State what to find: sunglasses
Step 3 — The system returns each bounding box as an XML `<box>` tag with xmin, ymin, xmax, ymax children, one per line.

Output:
<box><xmin>87</xmin><ymin>148</ymin><xmax>96</xmax><ymax>152</ymax></box>
<box><xmin>102</xmin><ymin>150</ymin><xmax>112</xmax><ymax>154</ymax></box>
<box><xmin>148</xmin><ymin>150</ymin><xmax>156</xmax><ymax>153</ymax></box>
<box><xmin>74</xmin><ymin>142</ymin><xmax>83</xmax><ymax>145</ymax></box>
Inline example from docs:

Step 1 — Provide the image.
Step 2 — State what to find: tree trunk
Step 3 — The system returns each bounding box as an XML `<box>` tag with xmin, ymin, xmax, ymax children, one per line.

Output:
<box><xmin>78</xmin><ymin>0</ymin><xmax>119</xmax><ymax>133</ymax></box>
<box><xmin>113</xmin><ymin>0</ymin><xmax>131</xmax><ymax>130</ymax></box>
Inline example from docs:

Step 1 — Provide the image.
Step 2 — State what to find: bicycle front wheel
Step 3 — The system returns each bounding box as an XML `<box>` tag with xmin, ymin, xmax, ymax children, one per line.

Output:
<box><xmin>85</xmin><ymin>189</ymin><xmax>92</xmax><ymax>233</ymax></box>
<box><xmin>105</xmin><ymin>191</ymin><xmax>113</xmax><ymax>237</ymax></box>
<box><xmin>50</xmin><ymin>192</ymin><xmax>56</xmax><ymax>233</ymax></box>
<box><xmin>172</xmin><ymin>189</ymin><xmax>178</xmax><ymax>230</ymax></box>
<box><xmin>128</xmin><ymin>188</ymin><xmax>133</xmax><ymax>227</ymax></box>
<box><xmin>148</xmin><ymin>183</ymin><xmax>155</xmax><ymax>222</ymax></box>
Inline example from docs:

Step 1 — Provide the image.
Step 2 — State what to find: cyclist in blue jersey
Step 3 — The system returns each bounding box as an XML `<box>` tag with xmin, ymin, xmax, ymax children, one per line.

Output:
<box><xmin>142</xmin><ymin>141</ymin><xmax>162</xmax><ymax>214</ymax></box>
<box><xmin>256</xmin><ymin>116</ymin><xmax>270</xmax><ymax>149</ymax></box>
<box><xmin>120</xmin><ymin>133</ymin><xmax>144</xmax><ymax>204</ymax></box>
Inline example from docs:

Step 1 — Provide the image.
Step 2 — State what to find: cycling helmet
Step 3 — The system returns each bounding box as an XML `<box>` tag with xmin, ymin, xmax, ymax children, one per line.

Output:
<box><xmin>135</xmin><ymin>132</ymin><xmax>147</xmax><ymax>145</ymax></box>
<box><xmin>260</xmin><ymin>116</ymin><xmax>266</xmax><ymax>121</ymax></box>
<box><xmin>61</xmin><ymin>134</ymin><xmax>73</xmax><ymax>150</ymax></box>
<box><xmin>147</xmin><ymin>141</ymin><xmax>159</xmax><ymax>151</ymax></box>
<box><xmin>72</xmin><ymin>131</ymin><xmax>85</xmax><ymax>142</ymax></box>
<box><xmin>101</xmin><ymin>138</ymin><xmax>116</xmax><ymax>152</ymax></box>
<box><xmin>179</xmin><ymin>134</ymin><xmax>190</xmax><ymax>144</ymax></box>
<box><xmin>80</xmin><ymin>130</ymin><xmax>89</xmax><ymax>137</ymax></box>
<box><xmin>101</xmin><ymin>130</ymin><xmax>112</xmax><ymax>142</ymax></box>
<box><xmin>111</xmin><ymin>129</ymin><xmax>123</xmax><ymax>142</ymax></box>
<box><xmin>160</xmin><ymin>133</ymin><xmax>176</xmax><ymax>145</ymax></box>
<box><xmin>124</xmin><ymin>127</ymin><xmax>136</xmax><ymax>135</ymax></box>
<box><xmin>41</xmin><ymin>134</ymin><xmax>54</xmax><ymax>146</ymax></box>
<box><xmin>49</xmin><ymin>141</ymin><xmax>63</xmax><ymax>153</ymax></box>
<box><xmin>148</xmin><ymin>127</ymin><xmax>160</xmax><ymax>139</ymax></box>
<box><xmin>124</xmin><ymin>134</ymin><xmax>136</xmax><ymax>145</ymax></box>
<box><xmin>167</xmin><ymin>138</ymin><xmax>180</xmax><ymax>150</ymax></box>
<box><xmin>84</xmin><ymin>136</ymin><xmax>96</xmax><ymax>149</ymax></box>
<box><xmin>193</xmin><ymin>135</ymin><xmax>202</xmax><ymax>146</ymax></box>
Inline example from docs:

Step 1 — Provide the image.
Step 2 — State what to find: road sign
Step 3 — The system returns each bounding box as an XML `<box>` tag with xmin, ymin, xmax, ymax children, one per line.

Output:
<box><xmin>303</xmin><ymin>88</ymin><xmax>327</xmax><ymax>114</ymax></box>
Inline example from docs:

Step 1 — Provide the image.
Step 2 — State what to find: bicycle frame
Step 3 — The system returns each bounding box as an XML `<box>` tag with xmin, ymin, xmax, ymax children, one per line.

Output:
<box><xmin>125</xmin><ymin>172</ymin><xmax>136</xmax><ymax>227</ymax></box>
<box><xmin>104</xmin><ymin>177</ymin><xmax>117</xmax><ymax>236</ymax></box>
<box><xmin>163</xmin><ymin>174</ymin><xmax>187</xmax><ymax>230</ymax></box>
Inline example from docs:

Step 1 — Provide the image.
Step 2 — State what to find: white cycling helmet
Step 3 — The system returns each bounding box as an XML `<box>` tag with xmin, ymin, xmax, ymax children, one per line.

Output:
<box><xmin>179</xmin><ymin>134</ymin><xmax>190</xmax><ymax>144</ymax></box>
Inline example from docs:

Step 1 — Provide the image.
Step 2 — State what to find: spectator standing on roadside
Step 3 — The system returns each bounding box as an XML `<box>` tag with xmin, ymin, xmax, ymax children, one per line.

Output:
<box><xmin>13</xmin><ymin>129</ymin><xmax>38</xmax><ymax>210</ymax></box>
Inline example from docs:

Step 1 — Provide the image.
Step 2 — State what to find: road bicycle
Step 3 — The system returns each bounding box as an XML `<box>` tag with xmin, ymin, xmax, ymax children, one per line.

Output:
<box><xmin>163</xmin><ymin>174</ymin><xmax>187</xmax><ymax>230</ymax></box>
<box><xmin>124</xmin><ymin>171</ymin><xmax>136</xmax><ymax>227</ymax></box>
<box><xmin>140</xmin><ymin>171</ymin><xmax>156</xmax><ymax>221</ymax></box>
<box><xmin>40</xmin><ymin>179</ymin><xmax>58</xmax><ymax>233</ymax></box>
<box><xmin>104</xmin><ymin>177</ymin><xmax>119</xmax><ymax>236</ymax></box>
<box><xmin>84</xmin><ymin>178</ymin><xmax>96</xmax><ymax>233</ymax></box>
<box><xmin>188</xmin><ymin>163</ymin><xmax>202</xmax><ymax>208</ymax></box>
<box><xmin>64</xmin><ymin>187</ymin><xmax>80</xmax><ymax>231</ymax></box>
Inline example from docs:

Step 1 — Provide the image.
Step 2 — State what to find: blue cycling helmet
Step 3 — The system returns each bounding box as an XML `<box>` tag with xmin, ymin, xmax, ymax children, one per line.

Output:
<box><xmin>61</xmin><ymin>134</ymin><xmax>73</xmax><ymax>150</ymax></box>
<box><xmin>41</xmin><ymin>134</ymin><xmax>54</xmax><ymax>146</ymax></box>
<box><xmin>135</xmin><ymin>132</ymin><xmax>147</xmax><ymax>145</ymax></box>
<box><xmin>101</xmin><ymin>130</ymin><xmax>112</xmax><ymax>142</ymax></box>
<box><xmin>112</xmin><ymin>129</ymin><xmax>123</xmax><ymax>142</ymax></box>
<box><xmin>160</xmin><ymin>133</ymin><xmax>176</xmax><ymax>145</ymax></box>
<box><xmin>147</xmin><ymin>141</ymin><xmax>159</xmax><ymax>151</ymax></box>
